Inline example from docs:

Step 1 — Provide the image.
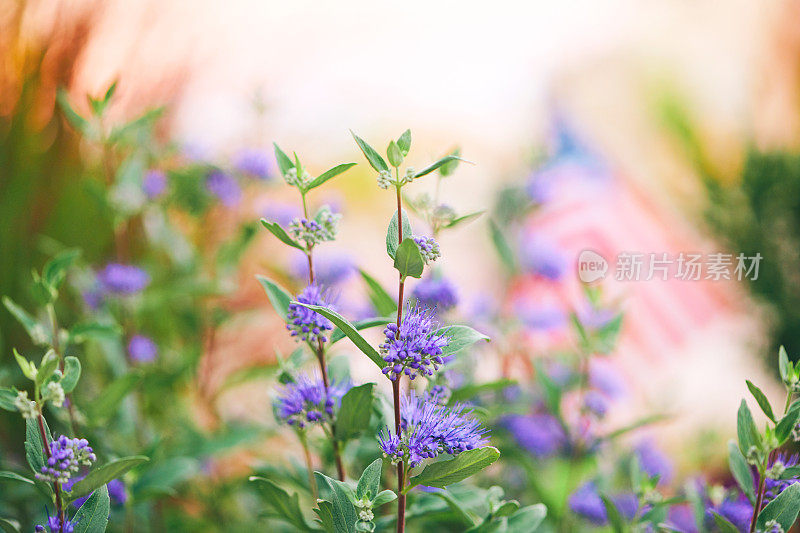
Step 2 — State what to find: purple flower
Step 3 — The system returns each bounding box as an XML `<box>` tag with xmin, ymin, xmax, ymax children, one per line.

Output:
<box><xmin>97</xmin><ymin>263</ymin><xmax>150</xmax><ymax>294</ymax></box>
<box><xmin>63</xmin><ymin>477</ymin><xmax>126</xmax><ymax>508</ymax></box>
<box><xmin>206</xmin><ymin>171</ymin><xmax>241</xmax><ymax>207</ymax></box>
<box><xmin>635</xmin><ymin>440</ymin><xmax>673</xmax><ymax>485</ymax></box>
<box><xmin>764</xmin><ymin>453</ymin><xmax>800</xmax><ymax>503</ymax></box>
<box><xmin>379</xmin><ymin>306</ymin><xmax>449</xmax><ymax>381</ymax></box>
<box><xmin>286</xmin><ymin>284</ymin><xmax>336</xmax><ymax>344</ymax></box>
<box><xmin>412</xmin><ymin>276</ymin><xmax>458</xmax><ymax>312</ymax></box>
<box><xmin>667</xmin><ymin>504</ymin><xmax>698</xmax><ymax>533</ymax></box>
<box><xmin>412</xmin><ymin>236</ymin><xmax>441</xmax><ymax>264</ymax></box>
<box><xmin>290</xmin><ymin>251</ymin><xmax>355</xmax><ymax>286</ymax></box>
<box><xmin>706</xmin><ymin>495</ymin><xmax>752</xmax><ymax>531</ymax></box>
<box><xmin>568</xmin><ymin>482</ymin><xmax>638</xmax><ymax>526</ymax></box>
<box><xmin>275</xmin><ymin>374</ymin><xmax>349</xmax><ymax>429</ymax></box>
<box><xmin>503</xmin><ymin>414</ymin><xmax>565</xmax><ymax>458</ymax></box>
<box><xmin>142</xmin><ymin>169</ymin><xmax>167</xmax><ymax>198</ymax></box>
<box><xmin>128</xmin><ymin>335</ymin><xmax>158</xmax><ymax>363</ymax></box>
<box><xmin>519</xmin><ymin>235</ymin><xmax>567</xmax><ymax>281</ymax></box>
<box><xmin>233</xmin><ymin>148</ymin><xmax>273</xmax><ymax>179</ymax></box>
<box><xmin>589</xmin><ymin>360</ymin><xmax>627</xmax><ymax>398</ymax></box>
<box><xmin>82</xmin><ymin>287</ymin><xmax>104</xmax><ymax>310</ymax></box>
<box><xmin>36</xmin><ymin>515</ymin><xmax>74</xmax><ymax>533</ymax></box>
<box><xmin>515</xmin><ymin>302</ymin><xmax>567</xmax><ymax>331</ymax></box>
<box><xmin>583</xmin><ymin>390</ymin><xmax>608</xmax><ymax>418</ymax></box>
<box><xmin>36</xmin><ymin>436</ymin><xmax>96</xmax><ymax>484</ymax></box>
<box><xmin>378</xmin><ymin>393</ymin><xmax>489</xmax><ymax>467</ymax></box>
<box><xmin>577</xmin><ymin>305</ymin><xmax>616</xmax><ymax>329</ymax></box>
<box><xmin>262</xmin><ymin>202</ymin><xmax>302</xmax><ymax>227</ymax></box>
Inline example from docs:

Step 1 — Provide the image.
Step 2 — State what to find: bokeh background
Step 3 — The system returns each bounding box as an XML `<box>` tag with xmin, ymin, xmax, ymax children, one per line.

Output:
<box><xmin>5</xmin><ymin>0</ymin><xmax>800</xmax><ymax>526</ymax></box>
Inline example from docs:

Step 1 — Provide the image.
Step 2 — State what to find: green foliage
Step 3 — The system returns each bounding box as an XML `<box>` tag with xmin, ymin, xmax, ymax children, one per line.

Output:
<box><xmin>406</xmin><ymin>447</ymin><xmax>500</xmax><ymax>492</ymax></box>
<box><xmin>335</xmin><ymin>384</ymin><xmax>375</xmax><ymax>440</ymax></box>
<box><xmin>393</xmin><ymin>238</ymin><xmax>425</xmax><ymax>279</ymax></box>
<box><xmin>72</xmin><ymin>485</ymin><xmax>110</xmax><ymax>533</ymax></box>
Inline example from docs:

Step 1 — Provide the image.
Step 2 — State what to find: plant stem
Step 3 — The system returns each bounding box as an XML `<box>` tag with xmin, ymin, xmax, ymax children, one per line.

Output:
<box><xmin>38</xmin><ymin>413</ymin><xmax>64</xmax><ymax>532</ymax></box>
<box><xmin>393</xmin><ymin>183</ymin><xmax>407</xmax><ymax>533</ymax></box>
<box><xmin>301</xmin><ymin>190</ymin><xmax>345</xmax><ymax>480</ymax></box>
<box><xmin>750</xmin><ymin>471</ymin><xmax>766</xmax><ymax>533</ymax></box>
<box><xmin>299</xmin><ymin>432</ymin><xmax>318</xmax><ymax>501</ymax></box>
<box><xmin>46</xmin><ymin>304</ymin><xmax>77</xmax><ymax>434</ymax></box>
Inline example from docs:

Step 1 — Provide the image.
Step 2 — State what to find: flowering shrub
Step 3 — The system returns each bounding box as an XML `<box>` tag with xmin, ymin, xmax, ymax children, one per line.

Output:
<box><xmin>2</xmin><ymin>82</ymin><xmax>800</xmax><ymax>533</ymax></box>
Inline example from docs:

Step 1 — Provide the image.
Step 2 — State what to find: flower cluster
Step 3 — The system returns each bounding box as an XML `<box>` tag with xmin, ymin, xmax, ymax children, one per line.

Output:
<box><xmin>568</xmin><ymin>482</ymin><xmax>637</xmax><ymax>526</ymax></box>
<box><xmin>142</xmin><ymin>169</ymin><xmax>167</xmax><ymax>198</ymax></box>
<box><xmin>283</xmin><ymin>167</ymin><xmax>311</xmax><ymax>188</ymax></box>
<box><xmin>13</xmin><ymin>390</ymin><xmax>37</xmax><ymax>419</ymax></box>
<box><xmin>286</xmin><ymin>284</ymin><xmax>336</xmax><ymax>344</ymax></box>
<box><xmin>379</xmin><ymin>306</ymin><xmax>449</xmax><ymax>381</ymax></box>
<box><xmin>412</xmin><ymin>276</ymin><xmax>458</xmax><ymax>311</ymax></box>
<box><xmin>234</xmin><ymin>148</ymin><xmax>273</xmax><ymax>179</ymax></box>
<box><xmin>36</xmin><ymin>436</ymin><xmax>96</xmax><ymax>484</ymax></box>
<box><xmin>128</xmin><ymin>335</ymin><xmax>158</xmax><ymax>363</ymax></box>
<box><xmin>42</xmin><ymin>381</ymin><xmax>65</xmax><ymax>408</ymax></box>
<box><xmin>288</xmin><ymin>207</ymin><xmax>341</xmax><ymax>248</ymax></box>
<box><xmin>378</xmin><ymin>394</ymin><xmax>489</xmax><ymax>467</ymax></box>
<box><xmin>412</xmin><ymin>236</ymin><xmax>440</xmax><ymax>264</ymax></box>
<box><xmin>377</xmin><ymin>169</ymin><xmax>393</xmax><ymax>189</ymax></box>
<box><xmin>275</xmin><ymin>374</ymin><xmax>349</xmax><ymax>429</ymax></box>
<box><xmin>764</xmin><ymin>453</ymin><xmax>800</xmax><ymax>503</ymax></box>
<box><xmin>206</xmin><ymin>170</ymin><xmax>242</xmax><ymax>207</ymax></box>
<box><xmin>35</xmin><ymin>516</ymin><xmax>75</xmax><ymax>533</ymax></box>
<box><xmin>97</xmin><ymin>263</ymin><xmax>150</xmax><ymax>294</ymax></box>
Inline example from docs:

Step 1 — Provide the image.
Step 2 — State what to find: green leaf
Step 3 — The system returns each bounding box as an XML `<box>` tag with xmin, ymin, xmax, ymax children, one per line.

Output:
<box><xmin>506</xmin><ymin>504</ymin><xmax>547</xmax><ymax>533</ymax></box>
<box><xmin>711</xmin><ymin>511</ymin><xmax>740</xmax><ymax>533</ymax></box>
<box><xmin>306</xmin><ymin>163</ymin><xmax>357</xmax><ymax>191</ymax></box>
<box><xmin>776</xmin><ymin>399</ymin><xmax>800</xmax><ymax>444</ymax></box>
<box><xmin>72</xmin><ymin>484</ymin><xmax>110</xmax><ymax>533</ymax></box>
<box><xmin>273</xmin><ymin>143</ymin><xmax>295</xmax><ymax>175</ymax></box>
<box><xmin>438</xmin><ymin>148</ymin><xmax>462</xmax><ymax>177</ymax></box>
<box><xmin>397</xmin><ymin>130</ymin><xmax>411</xmax><ymax>156</ymax></box>
<box><xmin>315</xmin><ymin>499</ymin><xmax>337</xmax><ymax>532</ymax></box>
<box><xmin>435</xmin><ymin>325</ymin><xmax>490</xmax><ymax>357</ymax></box>
<box><xmin>444</xmin><ymin>210</ymin><xmax>484</xmax><ymax>229</ymax></box>
<box><xmin>316</xmin><ymin>473</ymin><xmax>358</xmax><ymax>533</ymax></box>
<box><xmin>737</xmin><ymin>400</ymin><xmax>760</xmax><ymax>457</ymax></box>
<box><xmin>413</xmin><ymin>155</ymin><xmax>465</xmax><ymax>179</ymax></box>
<box><xmin>330</xmin><ymin>317</ymin><xmax>391</xmax><ymax>345</ymax></box>
<box><xmin>256</xmin><ymin>275</ymin><xmax>293</xmax><ymax>319</ymax></box>
<box><xmin>68</xmin><ymin>321</ymin><xmax>121</xmax><ymax>344</ymax></box>
<box><xmin>25</xmin><ymin>416</ymin><xmax>51</xmax><ymax>481</ymax></box>
<box><xmin>134</xmin><ymin>457</ymin><xmax>199</xmax><ymax>498</ymax></box>
<box><xmin>60</xmin><ymin>357</ymin><xmax>81</xmax><ymax>393</ymax></box>
<box><xmin>450</xmin><ymin>379</ymin><xmax>515</xmax><ymax>403</ymax></box>
<box><xmin>260</xmin><ymin>219</ymin><xmax>304</xmax><ymax>250</ymax></box>
<box><xmin>533</xmin><ymin>360</ymin><xmax>562</xmax><ymax>416</ymax></box>
<box><xmin>393</xmin><ymin>238</ymin><xmax>425</xmax><ymax>280</ymax></box>
<box><xmin>387</xmin><ymin>141</ymin><xmax>403</xmax><ymax>168</ymax></box>
<box><xmin>56</xmin><ymin>88</ymin><xmax>89</xmax><ymax>134</ymax></box>
<box><xmin>488</xmin><ymin>220</ymin><xmax>516</xmax><ymax>274</ymax></box>
<box><xmin>0</xmin><ymin>388</ymin><xmax>17</xmax><ymax>411</ymax></box>
<box><xmin>756</xmin><ymin>482</ymin><xmax>800</xmax><ymax>530</ymax></box>
<box><xmin>42</xmin><ymin>249</ymin><xmax>80</xmax><ymax>291</ymax></box>
<box><xmin>386</xmin><ymin>210</ymin><xmax>413</xmax><ymax>259</ymax></box>
<box><xmin>406</xmin><ymin>447</ymin><xmax>500</xmax><ymax>492</ymax></box>
<box><xmin>493</xmin><ymin>500</ymin><xmax>520</xmax><ymax>518</ymax></box>
<box><xmin>0</xmin><ymin>518</ymin><xmax>20</xmax><ymax>533</ymax></box>
<box><xmin>13</xmin><ymin>349</ymin><xmax>36</xmax><ymax>381</ymax></box>
<box><xmin>746</xmin><ymin>380</ymin><xmax>776</xmax><ymax>423</ymax></box>
<box><xmin>4</xmin><ymin>298</ymin><xmax>48</xmax><ymax>346</ymax></box>
<box><xmin>356</xmin><ymin>458</ymin><xmax>382</xmax><ymax>500</ymax></box>
<box><xmin>359</xmin><ymin>270</ymin><xmax>396</xmax><ymax>316</ymax></box>
<box><xmin>293</xmin><ymin>303</ymin><xmax>383</xmax><ymax>368</ymax></box>
<box><xmin>600</xmin><ymin>495</ymin><xmax>626</xmax><ymax>533</ymax></box>
<box><xmin>35</xmin><ymin>350</ymin><xmax>59</xmax><ymax>388</ymax></box>
<box><xmin>372</xmin><ymin>489</ymin><xmax>396</xmax><ymax>507</ymax></box>
<box><xmin>779</xmin><ymin>346</ymin><xmax>790</xmax><ymax>382</ymax></box>
<box><xmin>336</xmin><ymin>384</ymin><xmax>375</xmax><ymax>441</ymax></box>
<box><xmin>67</xmin><ymin>456</ymin><xmax>149</xmax><ymax>502</ymax></box>
<box><xmin>351</xmin><ymin>131</ymin><xmax>388</xmax><ymax>172</ymax></box>
<box><xmin>85</xmin><ymin>373</ymin><xmax>143</xmax><ymax>424</ymax></box>
<box><xmin>728</xmin><ymin>441</ymin><xmax>756</xmax><ymax>503</ymax></box>
<box><xmin>0</xmin><ymin>471</ymin><xmax>34</xmax><ymax>485</ymax></box>
<box><xmin>430</xmin><ymin>489</ymin><xmax>481</xmax><ymax>526</ymax></box>
<box><xmin>108</xmin><ymin>107</ymin><xmax>163</xmax><ymax>144</ymax></box>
